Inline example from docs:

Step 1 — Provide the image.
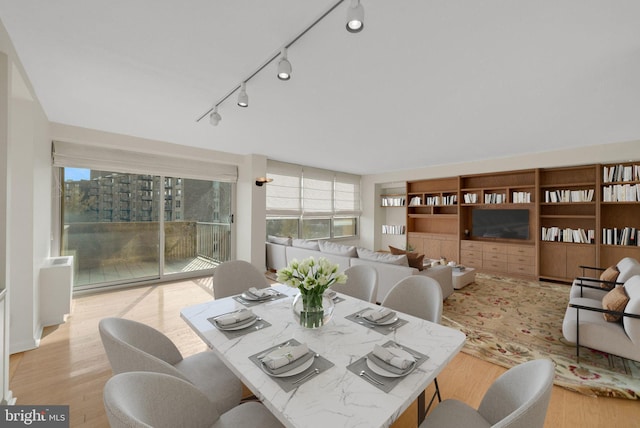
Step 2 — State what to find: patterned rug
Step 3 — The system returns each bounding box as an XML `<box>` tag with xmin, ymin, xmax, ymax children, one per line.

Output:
<box><xmin>441</xmin><ymin>273</ymin><xmax>640</xmax><ymax>399</ymax></box>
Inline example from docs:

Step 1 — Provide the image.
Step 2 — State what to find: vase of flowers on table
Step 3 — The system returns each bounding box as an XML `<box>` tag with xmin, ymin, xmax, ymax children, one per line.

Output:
<box><xmin>277</xmin><ymin>257</ymin><xmax>347</xmax><ymax>328</ymax></box>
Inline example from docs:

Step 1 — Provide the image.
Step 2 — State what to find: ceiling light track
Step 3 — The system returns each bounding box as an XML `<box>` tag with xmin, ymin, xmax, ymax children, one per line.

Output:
<box><xmin>197</xmin><ymin>0</ymin><xmax>363</xmax><ymax>125</ymax></box>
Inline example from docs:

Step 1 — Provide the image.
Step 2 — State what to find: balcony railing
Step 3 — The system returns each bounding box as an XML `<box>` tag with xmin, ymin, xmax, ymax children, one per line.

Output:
<box><xmin>196</xmin><ymin>222</ymin><xmax>231</xmax><ymax>263</ymax></box>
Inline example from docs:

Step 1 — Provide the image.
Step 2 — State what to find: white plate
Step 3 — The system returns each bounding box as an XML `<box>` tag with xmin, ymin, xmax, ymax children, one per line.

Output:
<box><xmin>215</xmin><ymin>316</ymin><xmax>258</xmax><ymax>331</ymax></box>
<box><xmin>261</xmin><ymin>354</ymin><xmax>314</xmax><ymax>378</ymax></box>
<box><xmin>366</xmin><ymin>356</ymin><xmax>415</xmax><ymax>378</ymax></box>
<box><xmin>362</xmin><ymin>314</ymin><xmax>399</xmax><ymax>326</ymax></box>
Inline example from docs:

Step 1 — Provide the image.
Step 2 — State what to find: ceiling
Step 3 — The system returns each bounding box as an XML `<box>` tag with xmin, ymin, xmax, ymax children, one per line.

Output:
<box><xmin>1</xmin><ymin>0</ymin><xmax>640</xmax><ymax>175</ymax></box>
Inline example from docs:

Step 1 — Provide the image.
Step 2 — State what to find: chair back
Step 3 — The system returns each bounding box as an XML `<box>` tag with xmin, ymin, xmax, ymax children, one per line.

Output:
<box><xmin>212</xmin><ymin>260</ymin><xmax>270</xmax><ymax>299</ymax></box>
<box><xmin>616</xmin><ymin>258</ymin><xmax>640</xmax><ymax>283</ymax></box>
<box><xmin>623</xmin><ymin>275</ymin><xmax>640</xmax><ymax>345</ymax></box>
<box><xmin>381</xmin><ymin>275</ymin><xmax>443</xmax><ymax>323</ymax></box>
<box><xmin>478</xmin><ymin>359</ymin><xmax>555</xmax><ymax>428</ymax></box>
<box><xmin>99</xmin><ymin>317</ymin><xmax>186</xmax><ymax>379</ymax></box>
<box><xmin>104</xmin><ymin>371</ymin><xmax>218</xmax><ymax>428</ymax></box>
<box><xmin>331</xmin><ymin>265</ymin><xmax>378</xmax><ymax>303</ymax></box>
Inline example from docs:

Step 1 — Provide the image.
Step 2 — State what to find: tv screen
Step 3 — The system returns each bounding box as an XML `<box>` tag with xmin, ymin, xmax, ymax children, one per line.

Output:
<box><xmin>472</xmin><ymin>209</ymin><xmax>529</xmax><ymax>240</ymax></box>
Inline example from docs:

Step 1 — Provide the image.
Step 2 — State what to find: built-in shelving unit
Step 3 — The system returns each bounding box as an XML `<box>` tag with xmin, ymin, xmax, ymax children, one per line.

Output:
<box><xmin>406</xmin><ymin>177</ymin><xmax>459</xmax><ymax>262</ymax></box>
<box><xmin>599</xmin><ymin>162</ymin><xmax>640</xmax><ymax>267</ymax></box>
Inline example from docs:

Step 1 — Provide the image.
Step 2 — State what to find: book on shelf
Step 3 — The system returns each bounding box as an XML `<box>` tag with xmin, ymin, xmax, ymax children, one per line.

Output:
<box><xmin>382</xmin><ymin>224</ymin><xmax>405</xmax><ymax>235</ymax></box>
<box><xmin>544</xmin><ymin>189</ymin><xmax>593</xmax><ymax>203</ymax></box>
<box><xmin>602</xmin><ymin>227</ymin><xmax>639</xmax><ymax>246</ymax></box>
<box><xmin>541</xmin><ymin>226</ymin><xmax>594</xmax><ymax>243</ymax></box>
<box><xmin>602</xmin><ymin>184</ymin><xmax>640</xmax><ymax>202</ymax></box>
<box><xmin>408</xmin><ymin>196</ymin><xmax>422</xmax><ymax>206</ymax></box>
<box><xmin>603</xmin><ymin>164</ymin><xmax>640</xmax><ymax>183</ymax></box>
<box><xmin>484</xmin><ymin>192</ymin><xmax>506</xmax><ymax>204</ymax></box>
<box><xmin>381</xmin><ymin>196</ymin><xmax>405</xmax><ymax>207</ymax></box>
<box><xmin>463</xmin><ymin>193</ymin><xmax>478</xmax><ymax>204</ymax></box>
<box><xmin>511</xmin><ymin>191</ymin><xmax>531</xmax><ymax>203</ymax></box>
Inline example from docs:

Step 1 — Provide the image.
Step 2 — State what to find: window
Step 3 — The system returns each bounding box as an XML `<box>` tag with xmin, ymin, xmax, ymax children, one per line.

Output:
<box><xmin>266</xmin><ymin>160</ymin><xmax>360</xmax><ymax>240</ymax></box>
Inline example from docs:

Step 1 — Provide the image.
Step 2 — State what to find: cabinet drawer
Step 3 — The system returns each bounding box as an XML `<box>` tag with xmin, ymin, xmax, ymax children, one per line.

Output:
<box><xmin>507</xmin><ymin>254</ymin><xmax>534</xmax><ymax>266</ymax></box>
<box><xmin>507</xmin><ymin>245</ymin><xmax>535</xmax><ymax>257</ymax></box>
<box><xmin>461</xmin><ymin>249</ymin><xmax>482</xmax><ymax>260</ymax></box>
<box><xmin>461</xmin><ymin>240</ymin><xmax>483</xmax><ymax>251</ymax></box>
<box><xmin>483</xmin><ymin>252</ymin><xmax>507</xmax><ymax>263</ymax></box>
<box><xmin>508</xmin><ymin>263</ymin><xmax>535</xmax><ymax>276</ymax></box>
<box><xmin>483</xmin><ymin>243</ymin><xmax>507</xmax><ymax>253</ymax></box>
<box><xmin>483</xmin><ymin>260</ymin><xmax>507</xmax><ymax>271</ymax></box>
<box><xmin>462</xmin><ymin>257</ymin><xmax>483</xmax><ymax>269</ymax></box>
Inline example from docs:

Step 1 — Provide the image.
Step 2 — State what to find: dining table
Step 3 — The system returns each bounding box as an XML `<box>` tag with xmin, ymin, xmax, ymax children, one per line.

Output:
<box><xmin>180</xmin><ymin>284</ymin><xmax>466</xmax><ymax>428</ymax></box>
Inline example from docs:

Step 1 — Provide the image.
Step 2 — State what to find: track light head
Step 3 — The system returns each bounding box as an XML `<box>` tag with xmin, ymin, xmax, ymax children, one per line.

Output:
<box><xmin>346</xmin><ymin>0</ymin><xmax>364</xmax><ymax>33</ymax></box>
<box><xmin>277</xmin><ymin>48</ymin><xmax>292</xmax><ymax>81</ymax></box>
<box><xmin>237</xmin><ymin>82</ymin><xmax>248</xmax><ymax>107</ymax></box>
<box><xmin>209</xmin><ymin>107</ymin><xmax>221</xmax><ymax>126</ymax></box>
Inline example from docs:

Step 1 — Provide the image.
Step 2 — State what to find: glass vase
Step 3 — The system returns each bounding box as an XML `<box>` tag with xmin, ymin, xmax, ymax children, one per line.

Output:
<box><xmin>292</xmin><ymin>291</ymin><xmax>335</xmax><ymax>329</ymax></box>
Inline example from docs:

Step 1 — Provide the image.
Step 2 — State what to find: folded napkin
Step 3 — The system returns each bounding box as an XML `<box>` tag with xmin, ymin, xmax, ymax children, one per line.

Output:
<box><xmin>215</xmin><ymin>309</ymin><xmax>255</xmax><ymax>326</ymax></box>
<box><xmin>370</xmin><ymin>344</ymin><xmax>415</xmax><ymax>373</ymax></box>
<box><xmin>262</xmin><ymin>343</ymin><xmax>311</xmax><ymax>374</ymax></box>
<box><xmin>362</xmin><ymin>307</ymin><xmax>395</xmax><ymax>323</ymax></box>
<box><xmin>247</xmin><ymin>287</ymin><xmax>276</xmax><ymax>298</ymax></box>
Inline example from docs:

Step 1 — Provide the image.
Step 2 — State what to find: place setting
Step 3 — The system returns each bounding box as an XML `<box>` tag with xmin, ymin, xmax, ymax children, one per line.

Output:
<box><xmin>345</xmin><ymin>307</ymin><xmax>408</xmax><ymax>334</ymax></box>
<box><xmin>347</xmin><ymin>340</ymin><xmax>429</xmax><ymax>393</ymax></box>
<box><xmin>232</xmin><ymin>286</ymin><xmax>288</xmax><ymax>307</ymax></box>
<box><xmin>324</xmin><ymin>289</ymin><xmax>346</xmax><ymax>304</ymax></box>
<box><xmin>207</xmin><ymin>308</ymin><xmax>271</xmax><ymax>338</ymax></box>
<box><xmin>249</xmin><ymin>339</ymin><xmax>334</xmax><ymax>392</ymax></box>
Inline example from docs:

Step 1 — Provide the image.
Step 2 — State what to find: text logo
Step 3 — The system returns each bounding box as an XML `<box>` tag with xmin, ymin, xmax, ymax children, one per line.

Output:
<box><xmin>0</xmin><ymin>406</ymin><xmax>69</xmax><ymax>427</ymax></box>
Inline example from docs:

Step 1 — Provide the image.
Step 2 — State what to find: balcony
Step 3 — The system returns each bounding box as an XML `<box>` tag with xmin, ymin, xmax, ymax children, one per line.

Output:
<box><xmin>62</xmin><ymin>221</ymin><xmax>231</xmax><ymax>288</ymax></box>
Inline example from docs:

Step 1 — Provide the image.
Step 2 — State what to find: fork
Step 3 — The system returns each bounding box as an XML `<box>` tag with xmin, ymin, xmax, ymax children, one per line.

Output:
<box><xmin>359</xmin><ymin>370</ymin><xmax>384</xmax><ymax>385</ymax></box>
<box><xmin>293</xmin><ymin>368</ymin><xmax>320</xmax><ymax>385</ymax></box>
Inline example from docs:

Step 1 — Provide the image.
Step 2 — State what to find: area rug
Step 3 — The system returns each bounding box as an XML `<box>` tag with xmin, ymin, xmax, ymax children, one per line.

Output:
<box><xmin>441</xmin><ymin>273</ymin><xmax>640</xmax><ymax>399</ymax></box>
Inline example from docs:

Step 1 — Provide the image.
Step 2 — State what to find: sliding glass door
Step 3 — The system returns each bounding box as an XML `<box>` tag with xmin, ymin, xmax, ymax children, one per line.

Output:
<box><xmin>61</xmin><ymin>168</ymin><xmax>232</xmax><ymax>290</ymax></box>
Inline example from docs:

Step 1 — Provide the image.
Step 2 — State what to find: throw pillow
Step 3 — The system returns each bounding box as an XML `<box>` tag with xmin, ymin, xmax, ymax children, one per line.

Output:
<box><xmin>356</xmin><ymin>248</ymin><xmax>409</xmax><ymax>266</ymax></box>
<box><xmin>267</xmin><ymin>235</ymin><xmax>292</xmax><ymax>246</ymax></box>
<box><xmin>389</xmin><ymin>245</ymin><xmax>425</xmax><ymax>271</ymax></box>
<box><xmin>291</xmin><ymin>239</ymin><xmax>320</xmax><ymax>251</ymax></box>
<box><xmin>318</xmin><ymin>241</ymin><xmax>357</xmax><ymax>257</ymax></box>
<box><xmin>599</xmin><ymin>265</ymin><xmax>620</xmax><ymax>288</ymax></box>
<box><xmin>601</xmin><ymin>286</ymin><xmax>629</xmax><ymax>322</ymax></box>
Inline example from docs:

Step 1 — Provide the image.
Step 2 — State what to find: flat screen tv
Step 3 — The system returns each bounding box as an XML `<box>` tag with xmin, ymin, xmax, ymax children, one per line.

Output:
<box><xmin>471</xmin><ymin>209</ymin><xmax>529</xmax><ymax>240</ymax></box>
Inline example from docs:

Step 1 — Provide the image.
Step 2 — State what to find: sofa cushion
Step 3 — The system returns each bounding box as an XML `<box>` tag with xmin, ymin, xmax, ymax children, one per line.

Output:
<box><xmin>602</xmin><ymin>286</ymin><xmax>629</xmax><ymax>322</ymax></box>
<box><xmin>292</xmin><ymin>239</ymin><xmax>320</xmax><ymax>251</ymax></box>
<box><xmin>388</xmin><ymin>246</ymin><xmax>425</xmax><ymax>271</ymax></box>
<box><xmin>319</xmin><ymin>241</ymin><xmax>357</xmax><ymax>257</ymax></box>
<box><xmin>267</xmin><ymin>235</ymin><xmax>292</xmax><ymax>246</ymax></box>
<box><xmin>356</xmin><ymin>247</ymin><xmax>409</xmax><ymax>266</ymax></box>
<box><xmin>599</xmin><ymin>265</ymin><xmax>620</xmax><ymax>285</ymax></box>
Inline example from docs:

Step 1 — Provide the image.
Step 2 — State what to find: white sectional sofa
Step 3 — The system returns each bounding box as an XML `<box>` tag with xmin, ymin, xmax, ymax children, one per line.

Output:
<box><xmin>266</xmin><ymin>238</ymin><xmax>454</xmax><ymax>302</ymax></box>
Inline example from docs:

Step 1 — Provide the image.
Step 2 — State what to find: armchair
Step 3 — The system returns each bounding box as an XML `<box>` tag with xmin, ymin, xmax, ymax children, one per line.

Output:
<box><xmin>570</xmin><ymin>257</ymin><xmax>640</xmax><ymax>300</ymax></box>
<box><xmin>562</xmin><ymin>274</ymin><xmax>640</xmax><ymax>362</ymax></box>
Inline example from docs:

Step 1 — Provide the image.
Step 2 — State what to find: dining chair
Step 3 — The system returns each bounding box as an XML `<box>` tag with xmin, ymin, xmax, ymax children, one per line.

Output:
<box><xmin>212</xmin><ymin>259</ymin><xmax>271</xmax><ymax>299</ymax></box>
<box><xmin>381</xmin><ymin>275</ymin><xmax>444</xmax><ymax>415</ymax></box>
<box><xmin>330</xmin><ymin>264</ymin><xmax>378</xmax><ymax>303</ymax></box>
<box><xmin>420</xmin><ymin>359</ymin><xmax>555</xmax><ymax>428</ymax></box>
<box><xmin>104</xmin><ymin>371</ymin><xmax>283</xmax><ymax>428</ymax></box>
<box><xmin>99</xmin><ymin>317</ymin><xmax>242</xmax><ymax>414</ymax></box>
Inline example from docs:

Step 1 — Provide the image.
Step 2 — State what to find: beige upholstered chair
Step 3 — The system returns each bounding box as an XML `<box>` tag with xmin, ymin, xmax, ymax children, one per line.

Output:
<box><xmin>382</xmin><ymin>275</ymin><xmax>443</xmax><ymax>413</ymax></box>
<box><xmin>104</xmin><ymin>371</ymin><xmax>283</xmax><ymax>428</ymax></box>
<box><xmin>420</xmin><ymin>359</ymin><xmax>555</xmax><ymax>428</ymax></box>
<box><xmin>99</xmin><ymin>317</ymin><xmax>242</xmax><ymax>414</ymax></box>
<box><xmin>330</xmin><ymin>264</ymin><xmax>378</xmax><ymax>303</ymax></box>
<box><xmin>212</xmin><ymin>260</ymin><xmax>270</xmax><ymax>299</ymax></box>
<box><xmin>570</xmin><ymin>257</ymin><xmax>640</xmax><ymax>300</ymax></box>
<box><xmin>563</xmin><ymin>274</ymin><xmax>640</xmax><ymax>362</ymax></box>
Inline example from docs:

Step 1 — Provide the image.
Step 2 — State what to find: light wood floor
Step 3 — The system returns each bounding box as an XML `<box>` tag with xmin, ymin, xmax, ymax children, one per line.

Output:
<box><xmin>9</xmin><ymin>277</ymin><xmax>640</xmax><ymax>427</ymax></box>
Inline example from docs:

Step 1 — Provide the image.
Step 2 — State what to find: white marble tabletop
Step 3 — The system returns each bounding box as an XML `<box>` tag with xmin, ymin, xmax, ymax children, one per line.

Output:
<box><xmin>180</xmin><ymin>285</ymin><xmax>466</xmax><ymax>428</ymax></box>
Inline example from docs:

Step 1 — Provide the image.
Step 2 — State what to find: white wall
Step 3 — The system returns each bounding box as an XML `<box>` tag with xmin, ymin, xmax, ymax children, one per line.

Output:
<box><xmin>361</xmin><ymin>140</ymin><xmax>640</xmax><ymax>251</ymax></box>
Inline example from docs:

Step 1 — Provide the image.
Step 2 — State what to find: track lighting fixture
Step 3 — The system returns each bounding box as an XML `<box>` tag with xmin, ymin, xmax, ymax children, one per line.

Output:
<box><xmin>237</xmin><ymin>83</ymin><xmax>248</xmax><ymax>107</ymax></box>
<box><xmin>197</xmin><ymin>0</ymin><xmax>367</xmax><ymax>126</ymax></box>
<box><xmin>209</xmin><ymin>106</ymin><xmax>221</xmax><ymax>126</ymax></box>
<box><xmin>346</xmin><ymin>0</ymin><xmax>364</xmax><ymax>33</ymax></box>
<box><xmin>277</xmin><ymin>48</ymin><xmax>292</xmax><ymax>81</ymax></box>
